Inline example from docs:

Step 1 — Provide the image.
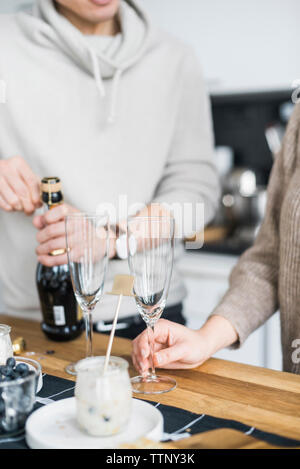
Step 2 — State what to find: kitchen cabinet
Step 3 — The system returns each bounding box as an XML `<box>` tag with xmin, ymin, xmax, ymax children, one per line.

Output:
<box><xmin>177</xmin><ymin>251</ymin><xmax>282</xmax><ymax>370</ymax></box>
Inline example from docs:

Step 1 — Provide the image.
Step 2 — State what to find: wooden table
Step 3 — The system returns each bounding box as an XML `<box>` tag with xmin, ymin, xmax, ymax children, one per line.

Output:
<box><xmin>2</xmin><ymin>314</ymin><xmax>300</xmax><ymax>449</ymax></box>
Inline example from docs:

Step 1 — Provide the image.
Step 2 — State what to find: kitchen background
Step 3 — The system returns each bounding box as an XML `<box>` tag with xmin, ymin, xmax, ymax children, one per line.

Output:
<box><xmin>0</xmin><ymin>0</ymin><xmax>298</xmax><ymax>370</ymax></box>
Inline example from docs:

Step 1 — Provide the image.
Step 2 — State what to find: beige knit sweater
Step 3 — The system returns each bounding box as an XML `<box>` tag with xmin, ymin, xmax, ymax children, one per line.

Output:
<box><xmin>212</xmin><ymin>103</ymin><xmax>300</xmax><ymax>373</ymax></box>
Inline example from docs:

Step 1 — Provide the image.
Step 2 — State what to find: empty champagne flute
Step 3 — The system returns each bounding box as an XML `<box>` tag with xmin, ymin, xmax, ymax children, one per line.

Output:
<box><xmin>65</xmin><ymin>212</ymin><xmax>109</xmax><ymax>375</ymax></box>
<box><xmin>127</xmin><ymin>216</ymin><xmax>176</xmax><ymax>394</ymax></box>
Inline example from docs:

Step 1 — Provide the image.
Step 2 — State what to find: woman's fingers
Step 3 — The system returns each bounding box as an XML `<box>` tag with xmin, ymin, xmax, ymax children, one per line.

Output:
<box><xmin>132</xmin><ymin>352</ymin><xmax>150</xmax><ymax>375</ymax></box>
<box><xmin>132</xmin><ymin>319</ymin><xmax>179</xmax><ymax>372</ymax></box>
<box><xmin>154</xmin><ymin>342</ymin><xmax>187</xmax><ymax>368</ymax></box>
<box><xmin>152</xmin><ymin>319</ymin><xmax>178</xmax><ymax>345</ymax></box>
<box><xmin>132</xmin><ymin>330</ymin><xmax>150</xmax><ymax>362</ymax></box>
<box><xmin>155</xmin><ymin>360</ymin><xmax>202</xmax><ymax>370</ymax></box>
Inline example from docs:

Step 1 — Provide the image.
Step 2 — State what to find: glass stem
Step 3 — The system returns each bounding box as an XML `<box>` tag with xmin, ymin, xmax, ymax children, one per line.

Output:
<box><xmin>84</xmin><ymin>311</ymin><xmax>93</xmax><ymax>358</ymax></box>
<box><xmin>147</xmin><ymin>323</ymin><xmax>156</xmax><ymax>379</ymax></box>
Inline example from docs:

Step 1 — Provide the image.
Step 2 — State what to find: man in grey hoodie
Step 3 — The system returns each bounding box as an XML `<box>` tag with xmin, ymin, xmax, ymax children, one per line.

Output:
<box><xmin>0</xmin><ymin>0</ymin><xmax>219</xmax><ymax>338</ymax></box>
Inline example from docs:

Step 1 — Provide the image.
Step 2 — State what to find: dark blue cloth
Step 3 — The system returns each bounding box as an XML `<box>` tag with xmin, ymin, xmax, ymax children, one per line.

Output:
<box><xmin>0</xmin><ymin>374</ymin><xmax>299</xmax><ymax>449</ymax></box>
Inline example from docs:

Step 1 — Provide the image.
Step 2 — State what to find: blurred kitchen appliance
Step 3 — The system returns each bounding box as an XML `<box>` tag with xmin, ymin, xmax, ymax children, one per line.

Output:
<box><xmin>215</xmin><ymin>146</ymin><xmax>234</xmax><ymax>179</ymax></box>
<box><xmin>222</xmin><ymin>168</ymin><xmax>267</xmax><ymax>245</ymax></box>
<box><xmin>199</xmin><ymin>90</ymin><xmax>292</xmax><ymax>255</ymax></box>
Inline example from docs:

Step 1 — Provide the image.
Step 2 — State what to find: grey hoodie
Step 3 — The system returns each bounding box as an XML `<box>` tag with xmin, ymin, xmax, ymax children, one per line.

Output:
<box><xmin>0</xmin><ymin>0</ymin><xmax>219</xmax><ymax>321</ymax></box>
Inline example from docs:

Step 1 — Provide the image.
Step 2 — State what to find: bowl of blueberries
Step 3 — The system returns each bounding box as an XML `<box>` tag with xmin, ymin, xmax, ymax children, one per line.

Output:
<box><xmin>0</xmin><ymin>356</ymin><xmax>41</xmax><ymax>437</ymax></box>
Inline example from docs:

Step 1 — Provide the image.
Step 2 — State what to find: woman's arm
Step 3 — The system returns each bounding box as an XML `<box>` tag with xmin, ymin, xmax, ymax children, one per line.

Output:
<box><xmin>132</xmin><ymin>105</ymin><xmax>300</xmax><ymax>372</ymax></box>
<box><xmin>210</xmin><ymin>143</ymin><xmax>289</xmax><ymax>348</ymax></box>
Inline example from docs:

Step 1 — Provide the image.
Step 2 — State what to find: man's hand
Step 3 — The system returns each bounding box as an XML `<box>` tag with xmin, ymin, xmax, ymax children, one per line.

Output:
<box><xmin>0</xmin><ymin>156</ymin><xmax>41</xmax><ymax>214</ymax></box>
<box><xmin>132</xmin><ymin>316</ymin><xmax>238</xmax><ymax>374</ymax></box>
<box><xmin>33</xmin><ymin>204</ymin><xmax>117</xmax><ymax>267</ymax></box>
<box><xmin>33</xmin><ymin>203</ymin><xmax>77</xmax><ymax>267</ymax></box>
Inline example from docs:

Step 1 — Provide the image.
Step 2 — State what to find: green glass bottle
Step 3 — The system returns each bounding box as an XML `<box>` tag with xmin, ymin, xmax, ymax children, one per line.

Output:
<box><xmin>36</xmin><ymin>177</ymin><xmax>84</xmax><ymax>341</ymax></box>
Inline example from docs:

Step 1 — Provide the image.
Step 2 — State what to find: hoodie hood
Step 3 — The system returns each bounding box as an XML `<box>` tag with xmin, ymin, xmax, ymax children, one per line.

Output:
<box><xmin>31</xmin><ymin>0</ymin><xmax>151</xmax><ymax>122</ymax></box>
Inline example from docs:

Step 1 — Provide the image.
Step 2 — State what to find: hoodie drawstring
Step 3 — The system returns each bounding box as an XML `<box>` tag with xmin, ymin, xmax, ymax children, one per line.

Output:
<box><xmin>108</xmin><ymin>68</ymin><xmax>123</xmax><ymax>124</ymax></box>
<box><xmin>88</xmin><ymin>47</ymin><xmax>123</xmax><ymax>124</ymax></box>
<box><xmin>88</xmin><ymin>48</ymin><xmax>106</xmax><ymax>98</ymax></box>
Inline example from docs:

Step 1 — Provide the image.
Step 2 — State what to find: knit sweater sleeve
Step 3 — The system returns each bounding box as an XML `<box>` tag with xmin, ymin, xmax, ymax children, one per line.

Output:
<box><xmin>151</xmin><ymin>48</ymin><xmax>220</xmax><ymax>238</ymax></box>
<box><xmin>210</xmin><ymin>104</ymin><xmax>300</xmax><ymax>348</ymax></box>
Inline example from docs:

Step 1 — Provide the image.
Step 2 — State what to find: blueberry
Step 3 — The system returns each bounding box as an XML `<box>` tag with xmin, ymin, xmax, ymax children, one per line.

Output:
<box><xmin>15</xmin><ymin>363</ymin><xmax>29</xmax><ymax>377</ymax></box>
<box><xmin>6</xmin><ymin>357</ymin><xmax>16</xmax><ymax>368</ymax></box>
<box><xmin>1</xmin><ymin>366</ymin><xmax>13</xmax><ymax>377</ymax></box>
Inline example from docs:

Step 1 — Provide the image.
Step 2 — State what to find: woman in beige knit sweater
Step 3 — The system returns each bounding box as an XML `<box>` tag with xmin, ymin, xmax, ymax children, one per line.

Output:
<box><xmin>132</xmin><ymin>103</ymin><xmax>300</xmax><ymax>375</ymax></box>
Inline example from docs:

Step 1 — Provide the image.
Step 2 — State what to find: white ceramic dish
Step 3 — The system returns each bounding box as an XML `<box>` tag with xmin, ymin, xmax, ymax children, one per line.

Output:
<box><xmin>25</xmin><ymin>397</ymin><xmax>163</xmax><ymax>449</ymax></box>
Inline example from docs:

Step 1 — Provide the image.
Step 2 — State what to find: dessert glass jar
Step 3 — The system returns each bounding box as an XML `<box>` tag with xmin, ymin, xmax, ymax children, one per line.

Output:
<box><xmin>0</xmin><ymin>325</ymin><xmax>13</xmax><ymax>366</ymax></box>
<box><xmin>75</xmin><ymin>356</ymin><xmax>132</xmax><ymax>437</ymax></box>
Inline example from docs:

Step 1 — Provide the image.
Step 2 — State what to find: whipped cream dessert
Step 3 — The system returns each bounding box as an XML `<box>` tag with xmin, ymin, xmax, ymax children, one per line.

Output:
<box><xmin>75</xmin><ymin>356</ymin><xmax>132</xmax><ymax>437</ymax></box>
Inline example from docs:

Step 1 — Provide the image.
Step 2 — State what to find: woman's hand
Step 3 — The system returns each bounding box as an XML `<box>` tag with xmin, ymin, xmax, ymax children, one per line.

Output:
<box><xmin>132</xmin><ymin>316</ymin><xmax>238</xmax><ymax>373</ymax></box>
<box><xmin>0</xmin><ymin>156</ymin><xmax>41</xmax><ymax>214</ymax></box>
<box><xmin>132</xmin><ymin>319</ymin><xmax>209</xmax><ymax>373</ymax></box>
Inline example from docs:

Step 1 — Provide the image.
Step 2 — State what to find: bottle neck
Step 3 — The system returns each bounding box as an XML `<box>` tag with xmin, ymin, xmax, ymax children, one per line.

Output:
<box><xmin>42</xmin><ymin>191</ymin><xmax>65</xmax><ymax>256</ymax></box>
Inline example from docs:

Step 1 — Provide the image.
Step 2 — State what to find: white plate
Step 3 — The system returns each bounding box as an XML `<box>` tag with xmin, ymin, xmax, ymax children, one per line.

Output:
<box><xmin>26</xmin><ymin>397</ymin><xmax>163</xmax><ymax>449</ymax></box>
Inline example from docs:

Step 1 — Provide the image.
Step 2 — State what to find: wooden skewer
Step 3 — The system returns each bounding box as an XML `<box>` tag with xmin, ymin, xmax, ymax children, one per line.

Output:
<box><xmin>103</xmin><ymin>274</ymin><xmax>135</xmax><ymax>374</ymax></box>
<box><xmin>104</xmin><ymin>294</ymin><xmax>123</xmax><ymax>374</ymax></box>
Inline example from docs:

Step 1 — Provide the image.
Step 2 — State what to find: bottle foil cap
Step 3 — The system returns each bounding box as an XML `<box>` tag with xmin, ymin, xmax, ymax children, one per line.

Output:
<box><xmin>41</xmin><ymin>177</ymin><xmax>61</xmax><ymax>194</ymax></box>
<box><xmin>12</xmin><ymin>337</ymin><xmax>26</xmax><ymax>355</ymax></box>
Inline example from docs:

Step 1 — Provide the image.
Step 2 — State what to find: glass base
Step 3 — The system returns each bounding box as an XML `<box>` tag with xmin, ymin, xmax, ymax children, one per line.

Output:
<box><xmin>65</xmin><ymin>362</ymin><xmax>77</xmax><ymax>376</ymax></box>
<box><xmin>131</xmin><ymin>374</ymin><xmax>177</xmax><ymax>395</ymax></box>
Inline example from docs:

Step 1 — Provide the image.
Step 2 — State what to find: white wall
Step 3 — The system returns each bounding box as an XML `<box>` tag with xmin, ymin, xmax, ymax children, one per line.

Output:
<box><xmin>0</xmin><ymin>0</ymin><xmax>31</xmax><ymax>12</ymax></box>
<box><xmin>139</xmin><ymin>0</ymin><xmax>300</xmax><ymax>94</ymax></box>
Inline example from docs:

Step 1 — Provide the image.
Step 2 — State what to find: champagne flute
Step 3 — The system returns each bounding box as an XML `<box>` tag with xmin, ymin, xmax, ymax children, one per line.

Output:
<box><xmin>127</xmin><ymin>216</ymin><xmax>176</xmax><ymax>394</ymax></box>
<box><xmin>65</xmin><ymin>212</ymin><xmax>109</xmax><ymax>375</ymax></box>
